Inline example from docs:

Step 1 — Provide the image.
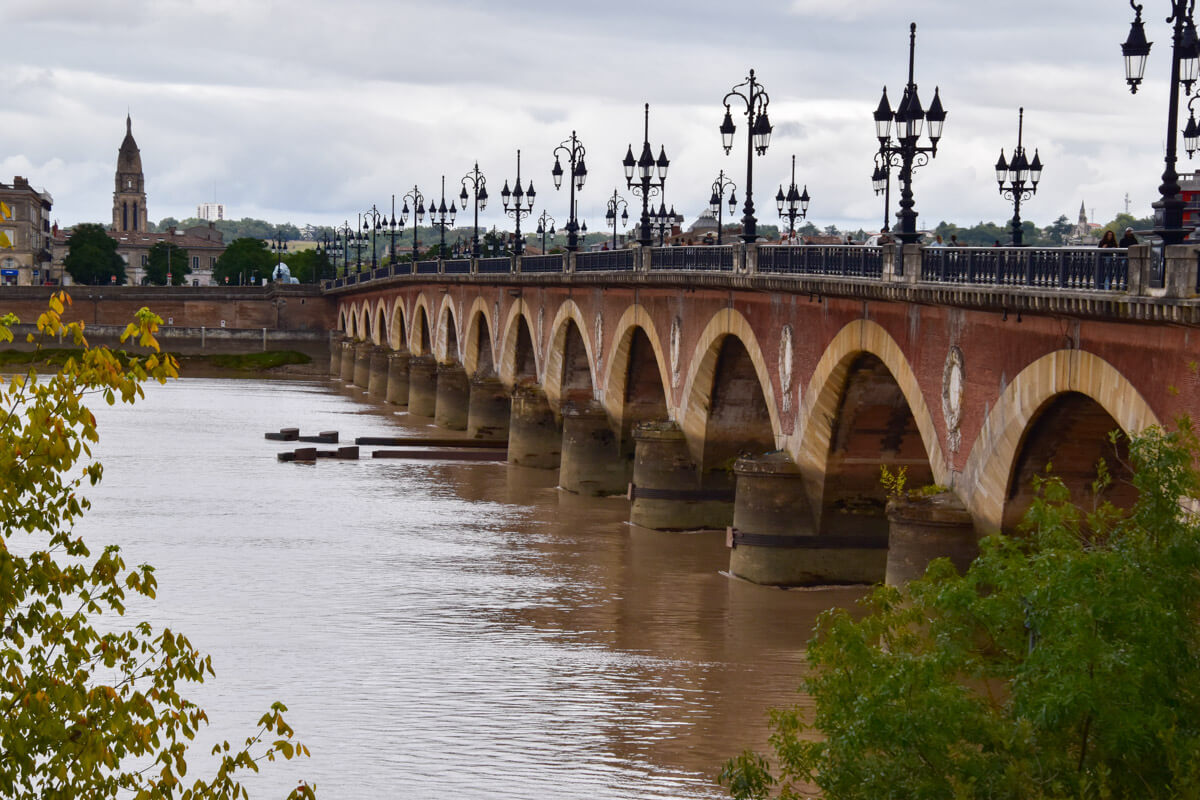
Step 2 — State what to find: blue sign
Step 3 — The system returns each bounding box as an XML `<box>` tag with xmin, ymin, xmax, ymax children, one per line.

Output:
<box><xmin>0</xmin><ymin>269</ymin><xmax>18</xmax><ymax>276</ymax></box>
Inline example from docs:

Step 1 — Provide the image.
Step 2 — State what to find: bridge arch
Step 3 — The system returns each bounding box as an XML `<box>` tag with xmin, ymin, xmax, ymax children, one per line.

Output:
<box><xmin>499</xmin><ymin>300</ymin><xmax>541</xmax><ymax>388</ymax></box>
<box><xmin>463</xmin><ymin>296</ymin><xmax>497</xmax><ymax>378</ymax></box>
<box><xmin>372</xmin><ymin>300</ymin><xmax>388</xmax><ymax>346</ymax></box>
<box><xmin>338</xmin><ymin>306</ymin><xmax>349</xmax><ymax>336</ymax></box>
<box><xmin>389</xmin><ymin>297</ymin><xmax>408</xmax><ymax>351</ymax></box>
<box><xmin>411</xmin><ymin>295</ymin><xmax>434</xmax><ymax>357</ymax></box>
<box><xmin>435</xmin><ymin>294</ymin><xmax>461</xmax><ymax>363</ymax></box>
<box><xmin>544</xmin><ymin>300</ymin><xmax>598</xmax><ymax>409</ymax></box>
<box><xmin>602</xmin><ymin>304</ymin><xmax>672</xmax><ymax>446</ymax></box>
<box><xmin>962</xmin><ymin>349</ymin><xmax>1160</xmax><ymax>532</ymax></box>
<box><xmin>680</xmin><ymin>308</ymin><xmax>781</xmax><ymax>469</ymax></box>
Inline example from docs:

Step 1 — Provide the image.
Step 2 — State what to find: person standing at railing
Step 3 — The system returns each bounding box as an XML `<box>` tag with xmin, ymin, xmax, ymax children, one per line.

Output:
<box><xmin>1119</xmin><ymin>227</ymin><xmax>1138</xmax><ymax>247</ymax></box>
<box><xmin>930</xmin><ymin>234</ymin><xmax>946</xmax><ymax>247</ymax></box>
<box><xmin>1098</xmin><ymin>230</ymin><xmax>1119</xmax><ymax>248</ymax></box>
<box><xmin>949</xmin><ymin>234</ymin><xmax>964</xmax><ymax>247</ymax></box>
<box><xmin>877</xmin><ymin>229</ymin><xmax>894</xmax><ymax>245</ymax></box>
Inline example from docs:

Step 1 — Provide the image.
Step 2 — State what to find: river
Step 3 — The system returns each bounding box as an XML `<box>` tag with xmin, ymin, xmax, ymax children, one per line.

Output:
<box><xmin>74</xmin><ymin>377</ymin><xmax>866</xmax><ymax>799</ymax></box>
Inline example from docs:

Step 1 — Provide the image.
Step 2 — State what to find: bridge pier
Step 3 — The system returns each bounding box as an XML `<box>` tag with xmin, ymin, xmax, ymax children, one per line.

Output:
<box><xmin>329</xmin><ymin>332</ymin><xmax>345</xmax><ymax>377</ymax></box>
<box><xmin>367</xmin><ymin>347</ymin><xmax>390</xmax><ymax>400</ymax></box>
<box><xmin>507</xmin><ymin>385</ymin><xmax>561</xmax><ymax>469</ymax></box>
<box><xmin>884</xmin><ymin>493</ymin><xmax>977</xmax><ymax>586</ymax></box>
<box><xmin>630</xmin><ymin>422</ymin><xmax>732</xmax><ymax>530</ymax></box>
<box><xmin>467</xmin><ymin>377</ymin><xmax>511</xmax><ymax>440</ymax></box>
<box><xmin>386</xmin><ymin>352</ymin><xmax>411</xmax><ymax>406</ymax></box>
<box><xmin>559</xmin><ymin>402</ymin><xmax>626</xmax><ymax>496</ymax></box>
<box><xmin>407</xmin><ymin>356</ymin><xmax>437</xmax><ymax>417</ymax></box>
<box><xmin>434</xmin><ymin>363</ymin><xmax>470</xmax><ymax>430</ymax></box>
<box><xmin>353</xmin><ymin>342</ymin><xmax>372</xmax><ymax>388</ymax></box>
<box><xmin>339</xmin><ymin>340</ymin><xmax>356</xmax><ymax>382</ymax></box>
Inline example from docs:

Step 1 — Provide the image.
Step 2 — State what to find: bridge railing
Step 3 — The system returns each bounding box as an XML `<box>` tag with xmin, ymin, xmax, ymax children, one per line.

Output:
<box><xmin>477</xmin><ymin>257</ymin><xmax>512</xmax><ymax>274</ymax></box>
<box><xmin>757</xmin><ymin>245</ymin><xmax>884</xmax><ymax>278</ymax></box>
<box><xmin>444</xmin><ymin>258</ymin><xmax>473</xmax><ymax>274</ymax></box>
<box><xmin>576</xmin><ymin>250</ymin><xmax>636</xmax><ymax>272</ymax></box>
<box><xmin>414</xmin><ymin>260</ymin><xmax>440</xmax><ymax>275</ymax></box>
<box><xmin>920</xmin><ymin>247</ymin><xmax>1129</xmax><ymax>291</ymax></box>
<box><xmin>520</xmin><ymin>254</ymin><xmax>567</xmax><ymax>273</ymax></box>
<box><xmin>649</xmin><ymin>245</ymin><xmax>734</xmax><ymax>271</ymax></box>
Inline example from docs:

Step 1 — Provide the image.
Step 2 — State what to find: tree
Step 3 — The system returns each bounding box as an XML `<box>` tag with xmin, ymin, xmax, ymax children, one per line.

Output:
<box><xmin>1045</xmin><ymin>214</ymin><xmax>1074</xmax><ymax>245</ymax></box>
<box><xmin>213</xmin><ymin>237</ymin><xmax>275</xmax><ymax>285</ymax></box>
<box><xmin>64</xmin><ymin>223</ymin><xmax>126</xmax><ymax>286</ymax></box>
<box><xmin>0</xmin><ymin>293</ymin><xmax>311</xmax><ymax>798</ymax></box>
<box><xmin>721</xmin><ymin>422</ymin><xmax>1200</xmax><ymax>800</ymax></box>
<box><xmin>144</xmin><ymin>241</ymin><xmax>191</xmax><ymax>286</ymax></box>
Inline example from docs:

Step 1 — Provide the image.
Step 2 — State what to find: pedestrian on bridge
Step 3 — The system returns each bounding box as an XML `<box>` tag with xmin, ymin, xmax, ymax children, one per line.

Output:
<box><xmin>1119</xmin><ymin>227</ymin><xmax>1139</xmax><ymax>247</ymax></box>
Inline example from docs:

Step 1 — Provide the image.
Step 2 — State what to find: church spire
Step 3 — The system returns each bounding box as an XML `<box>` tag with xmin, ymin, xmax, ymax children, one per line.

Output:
<box><xmin>113</xmin><ymin>114</ymin><xmax>147</xmax><ymax>233</ymax></box>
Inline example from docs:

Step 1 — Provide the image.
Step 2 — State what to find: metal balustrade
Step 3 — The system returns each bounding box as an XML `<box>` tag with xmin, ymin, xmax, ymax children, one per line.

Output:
<box><xmin>373</xmin><ymin>267</ymin><xmax>389</xmax><ymax>280</ymax></box>
<box><xmin>920</xmin><ymin>247</ymin><xmax>1129</xmax><ymax>291</ymax></box>
<box><xmin>444</xmin><ymin>259</ymin><xmax>473</xmax><ymax>274</ymax></box>
<box><xmin>415</xmin><ymin>260</ymin><xmax>440</xmax><ymax>275</ymax></box>
<box><xmin>757</xmin><ymin>245</ymin><xmax>884</xmax><ymax>278</ymax></box>
<box><xmin>476</xmin><ymin>257</ymin><xmax>512</xmax><ymax>274</ymax></box>
<box><xmin>649</xmin><ymin>245</ymin><xmax>733</xmax><ymax>271</ymax></box>
<box><xmin>520</xmin><ymin>254</ymin><xmax>567</xmax><ymax>273</ymax></box>
<box><xmin>575</xmin><ymin>250</ymin><xmax>636</xmax><ymax>272</ymax></box>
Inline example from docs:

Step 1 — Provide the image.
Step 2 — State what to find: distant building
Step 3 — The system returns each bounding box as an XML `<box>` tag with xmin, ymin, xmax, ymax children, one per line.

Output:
<box><xmin>113</xmin><ymin>115</ymin><xmax>148</xmax><ymax>234</ymax></box>
<box><xmin>1067</xmin><ymin>201</ymin><xmax>1100</xmax><ymax>246</ymax></box>
<box><xmin>0</xmin><ymin>176</ymin><xmax>54</xmax><ymax>286</ymax></box>
<box><xmin>1179</xmin><ymin>169</ymin><xmax>1200</xmax><ymax>237</ymax></box>
<box><xmin>197</xmin><ymin>202</ymin><xmax>225</xmax><ymax>222</ymax></box>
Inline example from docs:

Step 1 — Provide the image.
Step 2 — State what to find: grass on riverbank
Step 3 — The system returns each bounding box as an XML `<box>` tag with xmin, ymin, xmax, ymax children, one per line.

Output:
<box><xmin>201</xmin><ymin>351</ymin><xmax>312</xmax><ymax>370</ymax></box>
<box><xmin>0</xmin><ymin>348</ymin><xmax>313</xmax><ymax>373</ymax></box>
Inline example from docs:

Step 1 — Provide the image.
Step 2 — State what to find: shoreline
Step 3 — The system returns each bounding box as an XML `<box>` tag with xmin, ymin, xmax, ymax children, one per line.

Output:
<box><xmin>0</xmin><ymin>349</ymin><xmax>331</xmax><ymax>381</ymax></box>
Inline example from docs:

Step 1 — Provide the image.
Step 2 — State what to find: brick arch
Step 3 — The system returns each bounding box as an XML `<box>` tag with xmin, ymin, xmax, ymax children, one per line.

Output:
<box><xmin>338</xmin><ymin>306</ymin><xmax>349</xmax><ymax>335</ymax></box>
<box><xmin>358</xmin><ymin>305</ymin><xmax>371</xmax><ymax>342</ymax></box>
<box><xmin>790</xmin><ymin>319</ymin><xmax>947</xmax><ymax>523</ymax></box>
<box><xmin>389</xmin><ymin>298</ymin><xmax>408</xmax><ymax>351</ymax></box>
<box><xmin>679</xmin><ymin>308</ymin><xmax>782</xmax><ymax>465</ymax></box>
<box><xmin>601</xmin><ymin>304</ymin><xmax>673</xmax><ymax>434</ymax></box>
<box><xmin>411</xmin><ymin>294</ymin><xmax>434</xmax><ymax>357</ymax></box>
<box><xmin>462</xmin><ymin>296</ymin><xmax>497</xmax><ymax>378</ymax></box>
<box><xmin>372</xmin><ymin>299</ymin><xmax>388</xmax><ymax>346</ymax></box>
<box><xmin>498</xmin><ymin>299</ymin><xmax>541</xmax><ymax>388</ymax></box>
<box><xmin>543</xmin><ymin>299</ymin><xmax>598</xmax><ymax>410</ymax></box>
<box><xmin>435</xmin><ymin>294</ymin><xmax>461</xmax><ymax>364</ymax></box>
<box><xmin>962</xmin><ymin>349</ymin><xmax>1160</xmax><ymax>532</ymax></box>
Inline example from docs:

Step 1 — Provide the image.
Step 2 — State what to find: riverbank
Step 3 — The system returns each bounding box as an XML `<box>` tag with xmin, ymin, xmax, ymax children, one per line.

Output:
<box><xmin>0</xmin><ymin>348</ymin><xmax>329</xmax><ymax>380</ymax></box>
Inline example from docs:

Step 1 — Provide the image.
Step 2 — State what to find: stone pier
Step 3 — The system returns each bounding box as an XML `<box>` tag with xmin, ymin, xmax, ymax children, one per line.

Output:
<box><xmin>367</xmin><ymin>347</ymin><xmax>390</xmax><ymax>400</ymax></box>
<box><xmin>329</xmin><ymin>332</ymin><xmax>345</xmax><ymax>377</ymax></box>
<box><xmin>507</xmin><ymin>385</ymin><xmax>561</xmax><ymax>469</ymax></box>
<box><xmin>407</xmin><ymin>356</ymin><xmax>438</xmax><ymax>417</ymax></box>
<box><xmin>885</xmin><ymin>493</ymin><xmax>977</xmax><ymax>586</ymax></box>
<box><xmin>353</xmin><ymin>341</ymin><xmax>372</xmax><ymax>387</ymax></box>
<box><xmin>434</xmin><ymin>363</ymin><xmax>470</xmax><ymax>431</ymax></box>
<box><xmin>339</xmin><ymin>340</ymin><xmax>356</xmax><ymax>382</ymax></box>
<box><xmin>559</xmin><ymin>402</ymin><xmax>625</xmax><ymax>496</ymax></box>
<box><xmin>629</xmin><ymin>421</ymin><xmax>732</xmax><ymax>531</ymax></box>
<box><xmin>467</xmin><ymin>377</ymin><xmax>511</xmax><ymax>440</ymax></box>
<box><xmin>386</xmin><ymin>351</ymin><xmax>411</xmax><ymax>406</ymax></box>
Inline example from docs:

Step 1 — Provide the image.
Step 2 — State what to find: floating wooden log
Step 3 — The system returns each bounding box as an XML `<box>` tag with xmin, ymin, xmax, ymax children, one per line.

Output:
<box><xmin>356</xmin><ymin>436</ymin><xmax>507</xmax><ymax>448</ymax></box>
<box><xmin>277</xmin><ymin>445</ymin><xmax>358</xmax><ymax>462</ymax></box>
<box><xmin>371</xmin><ymin>448</ymin><xmax>507</xmax><ymax>461</ymax></box>
<box><xmin>265</xmin><ymin>428</ymin><xmax>338</xmax><ymax>443</ymax></box>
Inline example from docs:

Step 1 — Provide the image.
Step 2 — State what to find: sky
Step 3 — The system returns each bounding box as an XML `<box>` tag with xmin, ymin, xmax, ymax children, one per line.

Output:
<box><xmin>0</xmin><ymin>0</ymin><xmax>1186</xmax><ymax>236</ymax></box>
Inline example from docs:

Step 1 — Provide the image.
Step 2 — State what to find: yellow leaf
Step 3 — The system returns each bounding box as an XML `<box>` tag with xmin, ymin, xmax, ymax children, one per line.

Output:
<box><xmin>0</xmin><ymin>231</ymin><xmax>11</xmax><ymax>249</ymax></box>
<box><xmin>0</xmin><ymin>201</ymin><xmax>10</xmax><ymax>220</ymax></box>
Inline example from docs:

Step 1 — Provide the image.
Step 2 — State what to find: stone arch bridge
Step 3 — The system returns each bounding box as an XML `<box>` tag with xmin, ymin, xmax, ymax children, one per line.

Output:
<box><xmin>326</xmin><ymin>243</ymin><xmax>1200</xmax><ymax>586</ymax></box>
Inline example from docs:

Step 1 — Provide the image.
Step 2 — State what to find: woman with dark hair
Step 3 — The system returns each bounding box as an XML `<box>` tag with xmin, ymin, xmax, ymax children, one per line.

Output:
<box><xmin>1098</xmin><ymin>230</ymin><xmax>1119</xmax><ymax>248</ymax></box>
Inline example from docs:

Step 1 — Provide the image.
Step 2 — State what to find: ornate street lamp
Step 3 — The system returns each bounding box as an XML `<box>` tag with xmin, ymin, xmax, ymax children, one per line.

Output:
<box><xmin>335</xmin><ymin>220</ymin><xmax>353</xmax><ymax>276</ymax></box>
<box><xmin>623</xmin><ymin>103</ymin><xmax>669</xmax><ymax>247</ymax></box>
<box><xmin>1125</xmin><ymin>0</ymin><xmax>1200</xmax><ymax>244</ymax></box>
<box><xmin>775</xmin><ymin>155</ymin><xmax>811</xmax><ymax>239</ymax></box>
<box><xmin>871</xmin><ymin>155</ymin><xmax>893</xmax><ymax>233</ymax></box>
<box><xmin>501</xmin><ymin>150</ymin><xmax>536</xmax><ymax>255</ymax></box>
<box><xmin>429</xmin><ymin>176</ymin><xmax>457</xmax><ymax>257</ymax></box>
<box><xmin>708</xmin><ymin>170</ymin><xmax>737</xmax><ymax>245</ymax></box>
<box><xmin>873</xmin><ymin>23</ymin><xmax>946</xmax><ymax>245</ymax></box>
<box><xmin>383</xmin><ymin>196</ymin><xmax>399</xmax><ymax>265</ymax></box>
<box><xmin>361</xmin><ymin>205</ymin><xmax>383</xmax><ymax>269</ymax></box>
<box><xmin>399</xmin><ymin>186</ymin><xmax>425</xmax><ymax>261</ymax></box>
<box><xmin>460</xmin><ymin>163</ymin><xmax>488</xmax><ymax>258</ymax></box>
<box><xmin>552</xmin><ymin>132</ymin><xmax>587</xmax><ymax>251</ymax></box>
<box><xmin>994</xmin><ymin>107</ymin><xmax>1044</xmax><ymax>246</ymax></box>
<box><xmin>649</xmin><ymin>202</ymin><xmax>675</xmax><ymax>246</ymax></box>
<box><xmin>268</xmin><ymin>229</ymin><xmax>287</xmax><ymax>282</ymax></box>
<box><xmin>314</xmin><ymin>230</ymin><xmax>333</xmax><ymax>283</ymax></box>
<box><xmin>604</xmin><ymin>189</ymin><xmax>630</xmax><ymax>250</ymax></box>
<box><xmin>535</xmin><ymin>210</ymin><xmax>556</xmax><ymax>253</ymax></box>
<box><xmin>720</xmin><ymin>69</ymin><xmax>773</xmax><ymax>243</ymax></box>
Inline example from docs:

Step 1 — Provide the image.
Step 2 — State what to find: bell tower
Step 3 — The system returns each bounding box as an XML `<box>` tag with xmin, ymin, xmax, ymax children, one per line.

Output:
<box><xmin>112</xmin><ymin>114</ymin><xmax>148</xmax><ymax>233</ymax></box>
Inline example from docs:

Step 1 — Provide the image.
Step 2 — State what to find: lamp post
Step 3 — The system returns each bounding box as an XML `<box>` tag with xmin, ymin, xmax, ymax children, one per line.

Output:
<box><xmin>501</xmin><ymin>150</ymin><xmax>536</xmax><ymax>255</ymax></box>
<box><xmin>535</xmin><ymin>210</ymin><xmax>556</xmax><ymax>253</ymax></box>
<box><xmin>604</xmin><ymin>189</ymin><xmax>629</xmax><ymax>250</ymax></box>
<box><xmin>708</xmin><ymin>170</ymin><xmax>737</xmax><ymax>245</ymax></box>
<box><xmin>459</xmin><ymin>164</ymin><xmax>488</xmax><ymax>258</ymax></box>
<box><xmin>552</xmin><ymin>132</ymin><xmax>587</xmax><ymax>251</ymax></box>
<box><xmin>1125</xmin><ymin>0</ymin><xmax>1199</xmax><ymax>244</ymax></box>
<box><xmin>871</xmin><ymin>154</ymin><xmax>893</xmax><ymax>233</ymax></box>
<box><xmin>873</xmin><ymin>23</ymin><xmax>947</xmax><ymax>245</ymax></box>
<box><xmin>335</xmin><ymin>221</ymin><xmax>352</xmax><ymax>276</ymax></box>
<box><xmin>399</xmin><ymin>186</ymin><xmax>425</xmax><ymax>261</ymax></box>
<box><xmin>775</xmin><ymin>155</ymin><xmax>811</xmax><ymax>239</ymax></box>
<box><xmin>268</xmin><ymin>229</ymin><xmax>287</xmax><ymax>282</ymax></box>
<box><xmin>994</xmin><ymin>107</ymin><xmax>1043</xmax><ymax>246</ymax></box>
<box><xmin>384</xmin><ymin>196</ymin><xmax>399</xmax><ymax>265</ymax></box>
<box><xmin>361</xmin><ymin>205</ymin><xmax>383</xmax><ymax>269</ymax></box>
<box><xmin>429</xmin><ymin>176</ymin><xmax>457</xmax><ymax>257</ymax></box>
<box><xmin>315</xmin><ymin>230</ymin><xmax>332</xmax><ymax>283</ymax></box>
<box><xmin>650</xmin><ymin>202</ymin><xmax>674</xmax><ymax>246</ymax></box>
<box><xmin>623</xmin><ymin>103</ymin><xmax>670</xmax><ymax>247</ymax></box>
<box><xmin>720</xmin><ymin>70</ymin><xmax>773</xmax><ymax>243</ymax></box>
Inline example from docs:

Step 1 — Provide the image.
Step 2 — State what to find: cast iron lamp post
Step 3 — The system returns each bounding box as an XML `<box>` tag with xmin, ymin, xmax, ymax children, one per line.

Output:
<box><xmin>315</xmin><ymin>230</ymin><xmax>332</xmax><ymax>283</ymax></box>
<box><xmin>552</xmin><ymin>132</ymin><xmax>587</xmax><ymax>251</ymax></box>
<box><xmin>268</xmin><ymin>231</ymin><xmax>287</xmax><ymax>281</ymax></box>
<box><xmin>623</xmin><ymin>103</ymin><xmax>670</xmax><ymax>247</ymax></box>
<box><xmin>1125</xmin><ymin>0</ymin><xmax>1200</xmax><ymax>244</ymax></box>
<box><xmin>649</xmin><ymin>202</ymin><xmax>674</xmax><ymax>246</ymax></box>
<box><xmin>501</xmin><ymin>150</ymin><xmax>536</xmax><ymax>255</ymax></box>
<box><xmin>994</xmin><ymin>107</ymin><xmax>1044</xmax><ymax>246</ymax></box>
<box><xmin>605</xmin><ymin>190</ymin><xmax>630</xmax><ymax>250</ymax></box>
<box><xmin>871</xmin><ymin>155</ymin><xmax>893</xmax><ymax>233</ymax></box>
<box><xmin>720</xmin><ymin>70</ymin><xmax>773</xmax><ymax>243</ymax></box>
<box><xmin>383</xmin><ymin>197</ymin><xmax>399</xmax><ymax>265</ymax></box>
<box><xmin>335</xmin><ymin>221</ymin><xmax>352</xmax><ymax>276</ymax></box>
<box><xmin>460</xmin><ymin>163</ymin><xmax>488</xmax><ymax>258</ymax></box>
<box><xmin>535</xmin><ymin>211</ymin><xmax>556</xmax><ymax>252</ymax></box>
<box><xmin>429</xmin><ymin>176</ymin><xmax>457</xmax><ymax>257</ymax></box>
<box><xmin>361</xmin><ymin>205</ymin><xmax>383</xmax><ymax>269</ymax></box>
<box><xmin>872</xmin><ymin>22</ymin><xmax>947</xmax><ymax>245</ymax></box>
<box><xmin>775</xmin><ymin>155</ymin><xmax>811</xmax><ymax>239</ymax></box>
<box><xmin>399</xmin><ymin>186</ymin><xmax>425</xmax><ymax>261</ymax></box>
<box><xmin>708</xmin><ymin>171</ymin><xmax>737</xmax><ymax>245</ymax></box>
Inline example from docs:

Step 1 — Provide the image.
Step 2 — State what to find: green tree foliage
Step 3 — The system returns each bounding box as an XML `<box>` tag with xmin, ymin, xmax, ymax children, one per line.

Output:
<box><xmin>144</xmin><ymin>241</ymin><xmax>191</xmax><ymax>286</ymax></box>
<box><xmin>213</xmin><ymin>237</ymin><xmax>275</xmax><ymax>285</ymax></box>
<box><xmin>0</xmin><ymin>293</ymin><xmax>311</xmax><ymax>798</ymax></box>
<box><xmin>281</xmin><ymin>248</ymin><xmax>330</xmax><ymax>283</ymax></box>
<box><xmin>1096</xmin><ymin>212</ymin><xmax>1157</xmax><ymax>239</ymax></box>
<box><xmin>1044</xmin><ymin>214</ymin><xmax>1075</xmax><ymax>245</ymax></box>
<box><xmin>721</xmin><ymin>423</ymin><xmax>1200</xmax><ymax>800</ymax></box>
<box><xmin>64</xmin><ymin>223</ymin><xmax>126</xmax><ymax>286</ymax></box>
